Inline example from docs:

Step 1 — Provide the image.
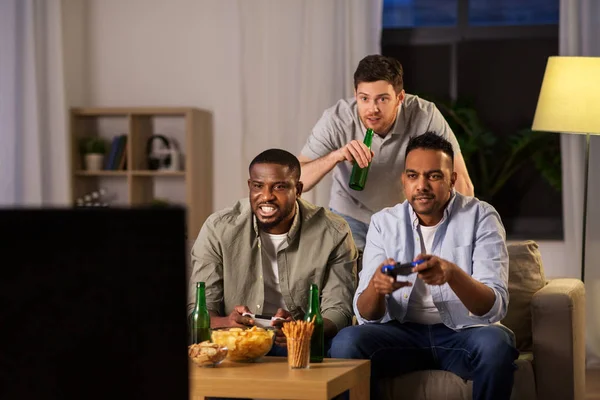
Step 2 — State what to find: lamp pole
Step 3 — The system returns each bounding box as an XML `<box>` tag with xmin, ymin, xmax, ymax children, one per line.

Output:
<box><xmin>581</xmin><ymin>133</ymin><xmax>590</xmax><ymax>282</ymax></box>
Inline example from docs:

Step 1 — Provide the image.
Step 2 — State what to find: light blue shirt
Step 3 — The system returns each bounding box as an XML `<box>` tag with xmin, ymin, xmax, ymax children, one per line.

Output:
<box><xmin>354</xmin><ymin>192</ymin><xmax>509</xmax><ymax>330</ymax></box>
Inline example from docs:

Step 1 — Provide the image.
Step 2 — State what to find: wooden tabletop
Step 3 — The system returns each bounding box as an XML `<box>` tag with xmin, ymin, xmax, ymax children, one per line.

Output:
<box><xmin>189</xmin><ymin>356</ymin><xmax>370</xmax><ymax>400</ymax></box>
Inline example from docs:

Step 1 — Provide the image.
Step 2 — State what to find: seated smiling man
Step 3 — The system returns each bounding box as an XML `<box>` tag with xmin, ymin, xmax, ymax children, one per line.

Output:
<box><xmin>188</xmin><ymin>148</ymin><xmax>357</xmax><ymax>356</ymax></box>
<box><xmin>330</xmin><ymin>133</ymin><xmax>518</xmax><ymax>400</ymax></box>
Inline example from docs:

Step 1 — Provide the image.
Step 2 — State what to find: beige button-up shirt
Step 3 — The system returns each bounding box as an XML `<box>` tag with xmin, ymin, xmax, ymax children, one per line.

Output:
<box><xmin>188</xmin><ymin>197</ymin><xmax>358</xmax><ymax>331</ymax></box>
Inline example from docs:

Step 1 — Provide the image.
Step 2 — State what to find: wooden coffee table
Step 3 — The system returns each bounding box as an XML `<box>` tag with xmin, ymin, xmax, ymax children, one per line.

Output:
<box><xmin>189</xmin><ymin>356</ymin><xmax>370</xmax><ymax>399</ymax></box>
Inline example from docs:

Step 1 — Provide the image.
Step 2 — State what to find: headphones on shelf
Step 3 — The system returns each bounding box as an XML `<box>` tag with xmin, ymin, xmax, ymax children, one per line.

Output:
<box><xmin>146</xmin><ymin>134</ymin><xmax>177</xmax><ymax>170</ymax></box>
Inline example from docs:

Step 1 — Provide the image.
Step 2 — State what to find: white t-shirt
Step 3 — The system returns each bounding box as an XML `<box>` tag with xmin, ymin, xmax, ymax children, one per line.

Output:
<box><xmin>259</xmin><ymin>231</ymin><xmax>288</xmax><ymax>315</ymax></box>
<box><xmin>405</xmin><ymin>222</ymin><xmax>443</xmax><ymax>325</ymax></box>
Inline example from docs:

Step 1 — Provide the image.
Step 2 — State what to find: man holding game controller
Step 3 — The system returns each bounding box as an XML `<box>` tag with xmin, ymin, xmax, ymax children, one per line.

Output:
<box><xmin>188</xmin><ymin>148</ymin><xmax>357</xmax><ymax>357</ymax></box>
<box><xmin>330</xmin><ymin>133</ymin><xmax>518</xmax><ymax>400</ymax></box>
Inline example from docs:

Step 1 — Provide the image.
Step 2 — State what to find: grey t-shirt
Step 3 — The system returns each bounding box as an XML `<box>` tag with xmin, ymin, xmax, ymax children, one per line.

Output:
<box><xmin>300</xmin><ymin>93</ymin><xmax>461</xmax><ymax>225</ymax></box>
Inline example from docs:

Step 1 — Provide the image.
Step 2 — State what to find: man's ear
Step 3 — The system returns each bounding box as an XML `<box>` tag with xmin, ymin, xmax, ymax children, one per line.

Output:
<box><xmin>296</xmin><ymin>181</ymin><xmax>304</xmax><ymax>198</ymax></box>
<box><xmin>247</xmin><ymin>179</ymin><xmax>252</xmax><ymax>191</ymax></box>
<box><xmin>397</xmin><ymin>89</ymin><xmax>405</xmax><ymax>104</ymax></box>
<box><xmin>450</xmin><ymin>171</ymin><xmax>458</xmax><ymax>188</ymax></box>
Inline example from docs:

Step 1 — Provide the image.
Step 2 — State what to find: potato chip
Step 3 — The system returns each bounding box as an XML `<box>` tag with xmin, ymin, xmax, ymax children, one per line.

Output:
<box><xmin>188</xmin><ymin>341</ymin><xmax>228</xmax><ymax>367</ymax></box>
<box><xmin>211</xmin><ymin>327</ymin><xmax>275</xmax><ymax>361</ymax></box>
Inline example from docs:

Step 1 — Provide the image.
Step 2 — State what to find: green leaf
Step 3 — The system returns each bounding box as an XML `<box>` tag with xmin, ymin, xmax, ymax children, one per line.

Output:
<box><xmin>80</xmin><ymin>137</ymin><xmax>107</xmax><ymax>155</ymax></box>
<box><xmin>427</xmin><ymin>96</ymin><xmax>562</xmax><ymax>201</ymax></box>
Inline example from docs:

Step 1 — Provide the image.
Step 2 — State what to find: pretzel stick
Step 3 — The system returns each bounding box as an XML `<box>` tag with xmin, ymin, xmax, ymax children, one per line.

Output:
<box><xmin>282</xmin><ymin>320</ymin><xmax>315</xmax><ymax>367</ymax></box>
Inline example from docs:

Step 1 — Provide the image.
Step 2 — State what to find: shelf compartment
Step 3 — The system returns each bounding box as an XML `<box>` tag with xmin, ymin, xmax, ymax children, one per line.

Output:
<box><xmin>74</xmin><ymin>171</ymin><xmax>128</xmax><ymax>177</ymax></box>
<box><xmin>72</xmin><ymin>107</ymin><xmax>190</xmax><ymax>116</ymax></box>
<box><xmin>70</xmin><ymin>106</ymin><xmax>212</xmax><ymax>240</ymax></box>
<box><xmin>131</xmin><ymin>170</ymin><xmax>185</xmax><ymax>177</ymax></box>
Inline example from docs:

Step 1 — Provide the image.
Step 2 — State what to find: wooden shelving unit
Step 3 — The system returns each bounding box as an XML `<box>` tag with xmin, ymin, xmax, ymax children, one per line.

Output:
<box><xmin>69</xmin><ymin>107</ymin><xmax>213</xmax><ymax>239</ymax></box>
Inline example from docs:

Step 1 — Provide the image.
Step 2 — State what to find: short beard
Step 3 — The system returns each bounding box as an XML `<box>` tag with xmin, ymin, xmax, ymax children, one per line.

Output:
<box><xmin>254</xmin><ymin>203</ymin><xmax>296</xmax><ymax>233</ymax></box>
<box><xmin>256</xmin><ymin>218</ymin><xmax>283</xmax><ymax>232</ymax></box>
<box><xmin>414</xmin><ymin>207</ymin><xmax>434</xmax><ymax>215</ymax></box>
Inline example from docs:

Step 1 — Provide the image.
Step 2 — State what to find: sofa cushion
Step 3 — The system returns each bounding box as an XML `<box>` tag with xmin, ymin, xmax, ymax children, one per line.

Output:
<box><xmin>502</xmin><ymin>240</ymin><xmax>546</xmax><ymax>352</ymax></box>
<box><xmin>380</xmin><ymin>358</ymin><xmax>535</xmax><ymax>400</ymax></box>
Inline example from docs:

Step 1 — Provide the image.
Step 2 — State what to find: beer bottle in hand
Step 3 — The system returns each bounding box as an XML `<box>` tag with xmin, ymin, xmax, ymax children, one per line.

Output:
<box><xmin>190</xmin><ymin>282</ymin><xmax>211</xmax><ymax>344</ymax></box>
<box><xmin>304</xmin><ymin>283</ymin><xmax>324</xmax><ymax>363</ymax></box>
<box><xmin>348</xmin><ymin>128</ymin><xmax>374</xmax><ymax>191</ymax></box>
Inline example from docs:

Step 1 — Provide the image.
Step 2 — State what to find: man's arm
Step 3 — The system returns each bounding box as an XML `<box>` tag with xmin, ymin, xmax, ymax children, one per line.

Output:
<box><xmin>300</xmin><ymin>103</ymin><xmax>372</xmax><ymax>192</ymax></box>
<box><xmin>299</xmin><ymin>140</ymin><xmax>372</xmax><ymax>192</ymax></box>
<box><xmin>188</xmin><ymin>216</ymin><xmax>225</xmax><ymax>317</ymax></box>
<box><xmin>412</xmin><ymin>256</ymin><xmax>495</xmax><ymax>316</ymax></box>
<box><xmin>353</xmin><ymin>216</ymin><xmax>412</xmax><ymax>322</ymax></box>
<box><xmin>356</xmin><ymin>259</ymin><xmax>412</xmax><ymax>320</ymax></box>
<box><xmin>320</xmin><ymin>319</ymin><xmax>336</xmax><ymax>338</ymax></box>
<box><xmin>298</xmin><ymin>153</ymin><xmax>340</xmax><ymax>192</ymax></box>
<box><xmin>209</xmin><ymin>311</ymin><xmax>228</xmax><ymax>328</ymax></box>
<box><xmin>209</xmin><ymin>307</ymin><xmax>254</xmax><ymax>329</ymax></box>
<box><xmin>447</xmin><ymin>266</ymin><xmax>495</xmax><ymax>316</ymax></box>
<box><xmin>412</xmin><ymin>204</ymin><xmax>509</xmax><ymax>319</ymax></box>
<box><xmin>319</xmin><ymin>222</ymin><xmax>359</xmax><ymax>338</ymax></box>
<box><xmin>453</xmin><ymin>152</ymin><xmax>474</xmax><ymax>197</ymax></box>
<box><xmin>355</xmin><ymin>279</ymin><xmax>386</xmax><ymax>321</ymax></box>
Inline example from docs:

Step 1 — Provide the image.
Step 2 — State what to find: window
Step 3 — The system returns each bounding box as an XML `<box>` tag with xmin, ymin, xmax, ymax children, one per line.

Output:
<box><xmin>469</xmin><ymin>0</ymin><xmax>559</xmax><ymax>26</ymax></box>
<box><xmin>383</xmin><ymin>0</ymin><xmax>558</xmax><ymax>29</ymax></box>
<box><xmin>383</xmin><ymin>0</ymin><xmax>458</xmax><ymax>28</ymax></box>
<box><xmin>381</xmin><ymin>0</ymin><xmax>562</xmax><ymax>240</ymax></box>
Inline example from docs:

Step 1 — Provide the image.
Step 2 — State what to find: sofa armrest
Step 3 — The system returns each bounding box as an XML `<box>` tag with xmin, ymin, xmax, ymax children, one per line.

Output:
<box><xmin>531</xmin><ymin>278</ymin><xmax>585</xmax><ymax>400</ymax></box>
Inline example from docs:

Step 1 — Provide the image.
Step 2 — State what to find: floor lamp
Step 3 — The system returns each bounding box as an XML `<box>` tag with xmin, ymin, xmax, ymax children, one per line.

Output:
<box><xmin>532</xmin><ymin>56</ymin><xmax>600</xmax><ymax>282</ymax></box>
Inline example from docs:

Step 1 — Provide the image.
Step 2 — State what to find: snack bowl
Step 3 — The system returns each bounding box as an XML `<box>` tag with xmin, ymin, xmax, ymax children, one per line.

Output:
<box><xmin>188</xmin><ymin>341</ymin><xmax>228</xmax><ymax>367</ymax></box>
<box><xmin>211</xmin><ymin>326</ymin><xmax>275</xmax><ymax>362</ymax></box>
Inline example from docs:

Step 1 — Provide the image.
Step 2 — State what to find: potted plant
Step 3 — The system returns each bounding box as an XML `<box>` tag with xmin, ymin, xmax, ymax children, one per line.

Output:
<box><xmin>430</xmin><ymin>97</ymin><xmax>561</xmax><ymax>202</ymax></box>
<box><xmin>80</xmin><ymin>137</ymin><xmax>107</xmax><ymax>171</ymax></box>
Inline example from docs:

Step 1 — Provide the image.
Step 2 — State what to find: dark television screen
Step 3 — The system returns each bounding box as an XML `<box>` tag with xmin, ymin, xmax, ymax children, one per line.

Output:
<box><xmin>0</xmin><ymin>208</ymin><xmax>189</xmax><ymax>400</ymax></box>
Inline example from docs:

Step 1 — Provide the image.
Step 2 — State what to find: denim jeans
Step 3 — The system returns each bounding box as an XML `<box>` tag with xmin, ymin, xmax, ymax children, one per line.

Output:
<box><xmin>330</xmin><ymin>321</ymin><xmax>518</xmax><ymax>400</ymax></box>
<box><xmin>330</xmin><ymin>209</ymin><xmax>369</xmax><ymax>252</ymax></box>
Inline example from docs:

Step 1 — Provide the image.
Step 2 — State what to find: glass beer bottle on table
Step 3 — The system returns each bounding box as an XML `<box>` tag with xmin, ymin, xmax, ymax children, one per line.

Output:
<box><xmin>304</xmin><ymin>283</ymin><xmax>324</xmax><ymax>363</ymax></box>
<box><xmin>190</xmin><ymin>281</ymin><xmax>211</xmax><ymax>344</ymax></box>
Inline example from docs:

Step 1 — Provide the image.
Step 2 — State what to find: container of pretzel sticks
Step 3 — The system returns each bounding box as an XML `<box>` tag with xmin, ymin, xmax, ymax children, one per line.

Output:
<box><xmin>282</xmin><ymin>318</ymin><xmax>315</xmax><ymax>369</ymax></box>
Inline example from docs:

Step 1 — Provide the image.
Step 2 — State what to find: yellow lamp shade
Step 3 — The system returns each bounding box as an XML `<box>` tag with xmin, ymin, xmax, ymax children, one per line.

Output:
<box><xmin>532</xmin><ymin>56</ymin><xmax>600</xmax><ymax>135</ymax></box>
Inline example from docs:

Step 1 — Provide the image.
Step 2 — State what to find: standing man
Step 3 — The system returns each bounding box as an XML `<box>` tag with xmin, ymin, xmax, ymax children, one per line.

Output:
<box><xmin>330</xmin><ymin>133</ymin><xmax>517</xmax><ymax>400</ymax></box>
<box><xmin>299</xmin><ymin>54</ymin><xmax>474</xmax><ymax>254</ymax></box>
<box><xmin>188</xmin><ymin>149</ymin><xmax>357</xmax><ymax>355</ymax></box>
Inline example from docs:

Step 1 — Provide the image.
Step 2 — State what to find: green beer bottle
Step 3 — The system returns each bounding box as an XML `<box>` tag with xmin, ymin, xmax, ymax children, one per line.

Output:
<box><xmin>190</xmin><ymin>282</ymin><xmax>211</xmax><ymax>344</ymax></box>
<box><xmin>348</xmin><ymin>128</ymin><xmax>374</xmax><ymax>191</ymax></box>
<box><xmin>304</xmin><ymin>283</ymin><xmax>324</xmax><ymax>363</ymax></box>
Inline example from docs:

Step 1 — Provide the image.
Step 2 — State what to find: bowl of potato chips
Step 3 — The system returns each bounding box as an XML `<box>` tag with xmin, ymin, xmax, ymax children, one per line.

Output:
<box><xmin>211</xmin><ymin>326</ymin><xmax>275</xmax><ymax>362</ymax></box>
<box><xmin>188</xmin><ymin>341</ymin><xmax>228</xmax><ymax>367</ymax></box>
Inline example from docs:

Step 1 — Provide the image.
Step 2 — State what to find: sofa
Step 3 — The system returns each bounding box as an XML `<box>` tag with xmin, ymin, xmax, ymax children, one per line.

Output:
<box><xmin>379</xmin><ymin>240</ymin><xmax>586</xmax><ymax>400</ymax></box>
